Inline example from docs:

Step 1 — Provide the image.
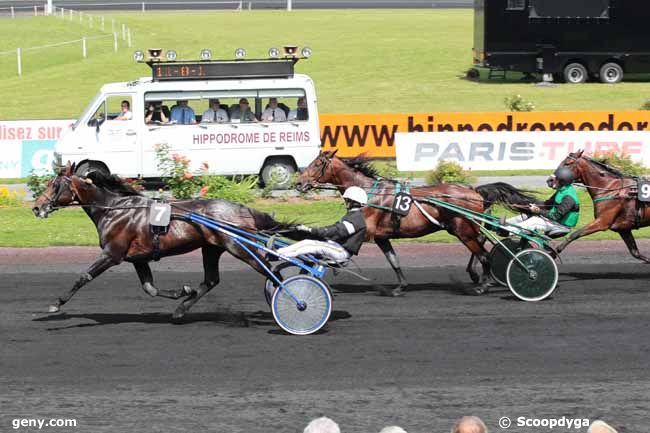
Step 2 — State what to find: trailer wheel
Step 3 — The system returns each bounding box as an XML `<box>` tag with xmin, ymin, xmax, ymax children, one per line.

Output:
<box><xmin>563</xmin><ymin>63</ymin><xmax>588</xmax><ymax>84</ymax></box>
<box><xmin>599</xmin><ymin>62</ymin><xmax>624</xmax><ymax>84</ymax></box>
<box><xmin>261</xmin><ymin>158</ymin><xmax>296</xmax><ymax>190</ymax></box>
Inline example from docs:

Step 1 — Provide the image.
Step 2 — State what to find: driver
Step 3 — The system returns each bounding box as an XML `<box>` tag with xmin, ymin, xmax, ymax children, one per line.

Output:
<box><xmin>505</xmin><ymin>166</ymin><xmax>580</xmax><ymax>236</ymax></box>
<box><xmin>276</xmin><ymin>186</ymin><xmax>368</xmax><ymax>262</ymax></box>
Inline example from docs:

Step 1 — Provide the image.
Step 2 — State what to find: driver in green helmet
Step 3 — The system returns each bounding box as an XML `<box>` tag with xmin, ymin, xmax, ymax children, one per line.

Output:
<box><xmin>506</xmin><ymin>166</ymin><xmax>580</xmax><ymax>237</ymax></box>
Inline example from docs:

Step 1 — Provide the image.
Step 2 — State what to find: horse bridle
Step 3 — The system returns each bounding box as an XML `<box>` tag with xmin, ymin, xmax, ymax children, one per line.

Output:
<box><xmin>42</xmin><ymin>175</ymin><xmax>78</xmax><ymax>212</ymax></box>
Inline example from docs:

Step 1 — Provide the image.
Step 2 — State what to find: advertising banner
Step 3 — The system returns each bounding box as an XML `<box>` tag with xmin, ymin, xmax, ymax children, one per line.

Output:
<box><xmin>395</xmin><ymin>131</ymin><xmax>650</xmax><ymax>171</ymax></box>
<box><xmin>0</xmin><ymin>120</ymin><xmax>73</xmax><ymax>177</ymax></box>
<box><xmin>320</xmin><ymin>111</ymin><xmax>650</xmax><ymax>158</ymax></box>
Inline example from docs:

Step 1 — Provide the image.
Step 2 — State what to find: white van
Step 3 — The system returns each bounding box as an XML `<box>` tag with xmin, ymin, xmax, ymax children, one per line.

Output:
<box><xmin>54</xmin><ymin>50</ymin><xmax>320</xmax><ymax>188</ymax></box>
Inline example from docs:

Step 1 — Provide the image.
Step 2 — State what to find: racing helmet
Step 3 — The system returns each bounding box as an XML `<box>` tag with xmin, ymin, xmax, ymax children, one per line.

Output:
<box><xmin>554</xmin><ymin>166</ymin><xmax>574</xmax><ymax>186</ymax></box>
<box><xmin>342</xmin><ymin>186</ymin><xmax>368</xmax><ymax>205</ymax></box>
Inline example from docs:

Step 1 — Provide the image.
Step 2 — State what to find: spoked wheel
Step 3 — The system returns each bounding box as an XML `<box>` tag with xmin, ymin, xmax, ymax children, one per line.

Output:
<box><xmin>506</xmin><ymin>249</ymin><xmax>558</xmax><ymax>302</ymax></box>
<box><xmin>264</xmin><ymin>262</ymin><xmax>307</xmax><ymax>306</ymax></box>
<box><xmin>271</xmin><ymin>275</ymin><xmax>332</xmax><ymax>335</ymax></box>
<box><xmin>489</xmin><ymin>238</ymin><xmax>530</xmax><ymax>286</ymax></box>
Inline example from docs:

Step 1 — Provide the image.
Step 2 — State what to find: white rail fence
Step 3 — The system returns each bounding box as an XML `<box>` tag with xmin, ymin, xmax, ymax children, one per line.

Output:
<box><xmin>0</xmin><ymin>6</ymin><xmax>134</xmax><ymax>76</ymax></box>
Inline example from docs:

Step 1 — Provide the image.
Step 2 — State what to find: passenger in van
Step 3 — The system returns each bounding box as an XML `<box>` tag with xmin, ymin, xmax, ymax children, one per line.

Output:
<box><xmin>145</xmin><ymin>102</ymin><xmax>169</xmax><ymax>124</ymax></box>
<box><xmin>115</xmin><ymin>100</ymin><xmax>133</xmax><ymax>121</ymax></box>
<box><xmin>261</xmin><ymin>97</ymin><xmax>287</xmax><ymax>122</ymax></box>
<box><xmin>288</xmin><ymin>97</ymin><xmax>308</xmax><ymax>121</ymax></box>
<box><xmin>201</xmin><ymin>99</ymin><xmax>229</xmax><ymax>123</ymax></box>
<box><xmin>230</xmin><ymin>98</ymin><xmax>257</xmax><ymax>123</ymax></box>
<box><xmin>170</xmin><ymin>100</ymin><xmax>196</xmax><ymax>124</ymax></box>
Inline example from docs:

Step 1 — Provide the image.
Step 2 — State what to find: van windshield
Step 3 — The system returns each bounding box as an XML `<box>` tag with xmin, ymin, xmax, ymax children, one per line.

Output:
<box><xmin>143</xmin><ymin>89</ymin><xmax>308</xmax><ymax>125</ymax></box>
<box><xmin>74</xmin><ymin>92</ymin><xmax>104</xmax><ymax>130</ymax></box>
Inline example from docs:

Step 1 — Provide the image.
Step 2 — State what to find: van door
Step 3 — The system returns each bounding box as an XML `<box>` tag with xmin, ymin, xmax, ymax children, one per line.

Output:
<box><xmin>88</xmin><ymin>95</ymin><xmax>139</xmax><ymax>176</ymax></box>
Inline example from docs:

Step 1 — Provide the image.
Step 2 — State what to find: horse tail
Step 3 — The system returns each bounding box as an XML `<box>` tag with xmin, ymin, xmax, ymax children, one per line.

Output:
<box><xmin>475</xmin><ymin>182</ymin><xmax>541</xmax><ymax>212</ymax></box>
<box><xmin>248</xmin><ymin>208</ymin><xmax>308</xmax><ymax>240</ymax></box>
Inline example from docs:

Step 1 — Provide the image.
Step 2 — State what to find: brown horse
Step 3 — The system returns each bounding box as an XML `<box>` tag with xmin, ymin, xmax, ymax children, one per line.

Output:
<box><xmin>555</xmin><ymin>150</ymin><xmax>650</xmax><ymax>260</ymax></box>
<box><xmin>32</xmin><ymin>162</ymin><xmax>298</xmax><ymax>319</ymax></box>
<box><xmin>296</xmin><ymin>151</ymin><xmax>539</xmax><ymax>295</ymax></box>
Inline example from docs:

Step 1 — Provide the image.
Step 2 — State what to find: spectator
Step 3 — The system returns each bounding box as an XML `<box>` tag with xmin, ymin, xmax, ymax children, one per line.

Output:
<box><xmin>261</xmin><ymin>97</ymin><xmax>287</xmax><ymax>122</ymax></box>
<box><xmin>451</xmin><ymin>416</ymin><xmax>488</xmax><ymax>433</ymax></box>
<box><xmin>201</xmin><ymin>99</ymin><xmax>228</xmax><ymax>123</ymax></box>
<box><xmin>115</xmin><ymin>100</ymin><xmax>132</xmax><ymax>120</ymax></box>
<box><xmin>230</xmin><ymin>98</ymin><xmax>257</xmax><ymax>123</ymax></box>
<box><xmin>379</xmin><ymin>427</ymin><xmax>408</xmax><ymax>433</ymax></box>
<box><xmin>145</xmin><ymin>102</ymin><xmax>168</xmax><ymax>124</ymax></box>
<box><xmin>588</xmin><ymin>420</ymin><xmax>618</xmax><ymax>433</ymax></box>
<box><xmin>303</xmin><ymin>417</ymin><xmax>340</xmax><ymax>433</ymax></box>
<box><xmin>170</xmin><ymin>100</ymin><xmax>196</xmax><ymax>124</ymax></box>
<box><xmin>288</xmin><ymin>96</ymin><xmax>308</xmax><ymax>121</ymax></box>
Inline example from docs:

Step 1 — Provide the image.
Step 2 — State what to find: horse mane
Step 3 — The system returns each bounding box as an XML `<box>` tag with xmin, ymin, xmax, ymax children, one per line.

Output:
<box><xmin>341</xmin><ymin>155</ymin><xmax>397</xmax><ymax>182</ymax></box>
<box><xmin>583</xmin><ymin>156</ymin><xmax>627</xmax><ymax>178</ymax></box>
<box><xmin>85</xmin><ymin>171</ymin><xmax>143</xmax><ymax>196</ymax></box>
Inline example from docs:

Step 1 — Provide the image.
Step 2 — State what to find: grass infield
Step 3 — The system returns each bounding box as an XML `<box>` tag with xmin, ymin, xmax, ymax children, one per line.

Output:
<box><xmin>2</xmin><ymin>10</ymin><xmax>650</xmax><ymax>120</ymax></box>
<box><xmin>3</xmin><ymin>189</ymin><xmax>650</xmax><ymax>247</ymax></box>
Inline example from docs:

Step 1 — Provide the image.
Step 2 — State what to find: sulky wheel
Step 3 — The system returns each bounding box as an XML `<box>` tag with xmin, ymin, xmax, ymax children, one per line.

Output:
<box><xmin>264</xmin><ymin>262</ymin><xmax>307</xmax><ymax>306</ymax></box>
<box><xmin>506</xmin><ymin>249</ymin><xmax>558</xmax><ymax>302</ymax></box>
<box><xmin>489</xmin><ymin>238</ymin><xmax>530</xmax><ymax>286</ymax></box>
<box><xmin>271</xmin><ymin>275</ymin><xmax>332</xmax><ymax>335</ymax></box>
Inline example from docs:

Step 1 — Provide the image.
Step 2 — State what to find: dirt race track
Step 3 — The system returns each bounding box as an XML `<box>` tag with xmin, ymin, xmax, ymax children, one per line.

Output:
<box><xmin>1</xmin><ymin>242</ymin><xmax>649</xmax><ymax>433</ymax></box>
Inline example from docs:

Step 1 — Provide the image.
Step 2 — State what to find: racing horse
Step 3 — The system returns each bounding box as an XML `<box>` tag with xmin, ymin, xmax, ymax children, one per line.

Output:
<box><xmin>555</xmin><ymin>150</ymin><xmax>650</xmax><ymax>260</ymax></box>
<box><xmin>296</xmin><ymin>151</ymin><xmax>540</xmax><ymax>295</ymax></box>
<box><xmin>33</xmin><ymin>162</ymin><xmax>300</xmax><ymax>320</ymax></box>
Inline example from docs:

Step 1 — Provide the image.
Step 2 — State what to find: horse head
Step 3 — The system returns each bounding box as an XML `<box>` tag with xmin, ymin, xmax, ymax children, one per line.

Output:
<box><xmin>32</xmin><ymin>161</ymin><xmax>79</xmax><ymax>218</ymax></box>
<box><xmin>296</xmin><ymin>149</ymin><xmax>340</xmax><ymax>192</ymax></box>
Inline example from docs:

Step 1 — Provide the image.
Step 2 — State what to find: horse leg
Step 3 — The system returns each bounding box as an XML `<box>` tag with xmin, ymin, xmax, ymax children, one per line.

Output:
<box><xmin>465</xmin><ymin>235</ymin><xmax>487</xmax><ymax>284</ymax></box>
<box><xmin>556</xmin><ymin>215</ymin><xmax>616</xmax><ymax>253</ymax></box>
<box><xmin>452</xmin><ymin>221</ymin><xmax>491</xmax><ymax>295</ymax></box>
<box><xmin>49</xmin><ymin>251</ymin><xmax>119</xmax><ymax>313</ymax></box>
<box><xmin>133</xmin><ymin>262</ymin><xmax>191</xmax><ymax>299</ymax></box>
<box><xmin>618</xmin><ymin>230</ymin><xmax>650</xmax><ymax>263</ymax></box>
<box><xmin>173</xmin><ymin>246</ymin><xmax>225</xmax><ymax>320</ymax></box>
<box><xmin>375</xmin><ymin>238</ymin><xmax>408</xmax><ymax>297</ymax></box>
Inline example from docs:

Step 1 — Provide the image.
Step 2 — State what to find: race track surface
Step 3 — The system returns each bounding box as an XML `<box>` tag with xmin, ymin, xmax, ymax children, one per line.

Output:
<box><xmin>1</xmin><ymin>243</ymin><xmax>648</xmax><ymax>432</ymax></box>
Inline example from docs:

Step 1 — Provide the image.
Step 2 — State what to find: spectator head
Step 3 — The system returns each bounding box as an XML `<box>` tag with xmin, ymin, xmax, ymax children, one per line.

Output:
<box><xmin>178</xmin><ymin>100</ymin><xmax>189</xmax><ymax>107</ymax></box>
<box><xmin>379</xmin><ymin>427</ymin><xmax>408</xmax><ymax>433</ymax></box>
<box><xmin>451</xmin><ymin>416</ymin><xmax>488</xmax><ymax>433</ymax></box>
<box><xmin>239</xmin><ymin>98</ymin><xmax>250</xmax><ymax>108</ymax></box>
<box><xmin>297</xmin><ymin>96</ymin><xmax>307</xmax><ymax>108</ymax></box>
<box><xmin>588</xmin><ymin>420</ymin><xmax>618</xmax><ymax>433</ymax></box>
<box><xmin>303</xmin><ymin>417</ymin><xmax>340</xmax><ymax>433</ymax></box>
<box><xmin>210</xmin><ymin>99</ymin><xmax>220</xmax><ymax>108</ymax></box>
<box><xmin>121</xmin><ymin>100</ymin><xmax>130</xmax><ymax>111</ymax></box>
<box><xmin>269</xmin><ymin>97</ymin><xmax>278</xmax><ymax>107</ymax></box>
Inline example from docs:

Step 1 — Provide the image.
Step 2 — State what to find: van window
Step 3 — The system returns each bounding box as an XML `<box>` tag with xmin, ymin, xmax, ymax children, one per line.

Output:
<box><xmin>529</xmin><ymin>0</ymin><xmax>609</xmax><ymax>18</ymax></box>
<box><xmin>143</xmin><ymin>89</ymin><xmax>307</xmax><ymax>124</ymax></box>
<box><xmin>87</xmin><ymin>95</ymin><xmax>133</xmax><ymax>125</ymax></box>
<box><xmin>506</xmin><ymin>0</ymin><xmax>526</xmax><ymax>11</ymax></box>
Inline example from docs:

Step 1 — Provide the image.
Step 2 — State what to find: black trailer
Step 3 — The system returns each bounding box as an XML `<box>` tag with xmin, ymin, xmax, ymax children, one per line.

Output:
<box><xmin>472</xmin><ymin>0</ymin><xmax>650</xmax><ymax>83</ymax></box>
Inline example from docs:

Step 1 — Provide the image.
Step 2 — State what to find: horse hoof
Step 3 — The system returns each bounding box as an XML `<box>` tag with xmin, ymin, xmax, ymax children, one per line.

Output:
<box><xmin>48</xmin><ymin>304</ymin><xmax>60</xmax><ymax>313</ymax></box>
<box><xmin>379</xmin><ymin>287</ymin><xmax>404</xmax><ymax>297</ymax></box>
<box><xmin>182</xmin><ymin>285</ymin><xmax>195</xmax><ymax>295</ymax></box>
<box><xmin>467</xmin><ymin>285</ymin><xmax>490</xmax><ymax>296</ymax></box>
<box><xmin>469</xmin><ymin>274</ymin><xmax>480</xmax><ymax>284</ymax></box>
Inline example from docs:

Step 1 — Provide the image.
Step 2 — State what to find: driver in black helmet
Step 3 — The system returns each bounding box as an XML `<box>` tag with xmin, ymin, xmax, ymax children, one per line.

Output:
<box><xmin>506</xmin><ymin>166</ymin><xmax>580</xmax><ymax>236</ymax></box>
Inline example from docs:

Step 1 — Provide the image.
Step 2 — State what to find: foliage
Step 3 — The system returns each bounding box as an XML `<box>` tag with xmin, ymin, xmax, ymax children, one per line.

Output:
<box><xmin>200</xmin><ymin>173</ymin><xmax>257</xmax><ymax>204</ymax></box>
<box><xmin>27</xmin><ymin>170</ymin><xmax>55</xmax><ymax>198</ymax></box>
<box><xmin>155</xmin><ymin>143</ymin><xmax>201</xmax><ymax>199</ymax></box>
<box><xmin>504</xmin><ymin>94</ymin><xmax>535</xmax><ymax>112</ymax></box>
<box><xmin>0</xmin><ymin>187</ymin><xmax>23</xmax><ymax>206</ymax></box>
<box><xmin>640</xmin><ymin>100</ymin><xmax>650</xmax><ymax>111</ymax></box>
<box><xmin>372</xmin><ymin>161</ymin><xmax>399</xmax><ymax>179</ymax></box>
<box><xmin>592</xmin><ymin>151</ymin><xmax>646</xmax><ymax>176</ymax></box>
<box><xmin>425</xmin><ymin>160</ymin><xmax>476</xmax><ymax>185</ymax></box>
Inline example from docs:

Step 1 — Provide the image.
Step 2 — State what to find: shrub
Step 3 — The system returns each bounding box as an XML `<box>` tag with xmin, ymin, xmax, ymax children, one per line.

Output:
<box><xmin>200</xmin><ymin>174</ymin><xmax>257</xmax><ymax>204</ymax></box>
<box><xmin>155</xmin><ymin>143</ymin><xmax>201</xmax><ymax>199</ymax></box>
<box><xmin>372</xmin><ymin>161</ymin><xmax>399</xmax><ymax>179</ymax></box>
<box><xmin>0</xmin><ymin>186</ymin><xmax>23</xmax><ymax>206</ymax></box>
<box><xmin>592</xmin><ymin>151</ymin><xmax>646</xmax><ymax>176</ymax></box>
<box><xmin>27</xmin><ymin>169</ymin><xmax>55</xmax><ymax>198</ymax></box>
<box><xmin>641</xmin><ymin>100</ymin><xmax>650</xmax><ymax>111</ymax></box>
<box><xmin>504</xmin><ymin>94</ymin><xmax>535</xmax><ymax>112</ymax></box>
<box><xmin>425</xmin><ymin>160</ymin><xmax>476</xmax><ymax>185</ymax></box>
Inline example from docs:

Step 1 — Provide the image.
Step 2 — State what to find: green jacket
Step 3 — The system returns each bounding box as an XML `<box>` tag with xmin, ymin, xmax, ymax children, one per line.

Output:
<box><xmin>545</xmin><ymin>185</ymin><xmax>580</xmax><ymax>227</ymax></box>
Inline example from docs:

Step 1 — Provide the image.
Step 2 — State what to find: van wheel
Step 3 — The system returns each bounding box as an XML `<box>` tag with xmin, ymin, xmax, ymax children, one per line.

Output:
<box><xmin>599</xmin><ymin>62</ymin><xmax>624</xmax><ymax>84</ymax></box>
<box><xmin>563</xmin><ymin>63</ymin><xmax>588</xmax><ymax>84</ymax></box>
<box><xmin>75</xmin><ymin>161</ymin><xmax>110</xmax><ymax>177</ymax></box>
<box><xmin>261</xmin><ymin>159</ymin><xmax>296</xmax><ymax>190</ymax></box>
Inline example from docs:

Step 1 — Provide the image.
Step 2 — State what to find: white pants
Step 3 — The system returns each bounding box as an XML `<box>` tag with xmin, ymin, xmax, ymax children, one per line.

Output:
<box><xmin>277</xmin><ymin>240</ymin><xmax>350</xmax><ymax>262</ymax></box>
<box><xmin>506</xmin><ymin>214</ymin><xmax>568</xmax><ymax>234</ymax></box>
